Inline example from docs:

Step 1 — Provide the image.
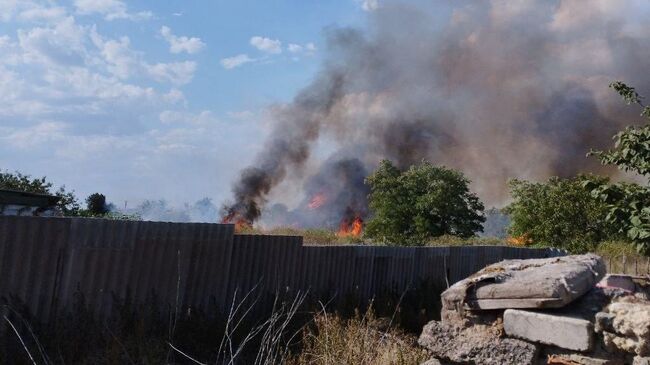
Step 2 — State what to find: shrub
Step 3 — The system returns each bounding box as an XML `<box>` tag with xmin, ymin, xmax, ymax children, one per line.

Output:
<box><xmin>364</xmin><ymin>160</ymin><xmax>485</xmax><ymax>246</ymax></box>
<box><xmin>504</xmin><ymin>175</ymin><xmax>619</xmax><ymax>253</ymax></box>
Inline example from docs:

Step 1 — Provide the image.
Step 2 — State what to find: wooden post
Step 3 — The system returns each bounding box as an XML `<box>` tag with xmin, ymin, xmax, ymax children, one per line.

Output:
<box><xmin>622</xmin><ymin>256</ymin><xmax>627</xmax><ymax>274</ymax></box>
<box><xmin>636</xmin><ymin>257</ymin><xmax>639</xmax><ymax>276</ymax></box>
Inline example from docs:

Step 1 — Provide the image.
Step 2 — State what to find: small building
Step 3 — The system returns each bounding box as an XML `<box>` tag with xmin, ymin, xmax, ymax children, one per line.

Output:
<box><xmin>0</xmin><ymin>189</ymin><xmax>62</xmax><ymax>217</ymax></box>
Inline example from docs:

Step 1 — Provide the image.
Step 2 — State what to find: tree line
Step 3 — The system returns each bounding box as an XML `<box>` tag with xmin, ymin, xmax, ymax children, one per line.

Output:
<box><xmin>4</xmin><ymin>82</ymin><xmax>649</xmax><ymax>254</ymax></box>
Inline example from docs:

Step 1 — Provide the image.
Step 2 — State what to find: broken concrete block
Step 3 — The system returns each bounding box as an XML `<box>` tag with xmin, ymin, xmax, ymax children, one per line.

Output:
<box><xmin>598</xmin><ymin>299</ymin><xmax>650</xmax><ymax>356</ymax></box>
<box><xmin>547</xmin><ymin>353</ymin><xmax>624</xmax><ymax>365</ymax></box>
<box><xmin>598</xmin><ymin>275</ymin><xmax>636</xmax><ymax>292</ymax></box>
<box><xmin>418</xmin><ymin>320</ymin><xmax>538</xmax><ymax>365</ymax></box>
<box><xmin>442</xmin><ymin>254</ymin><xmax>605</xmax><ymax>312</ymax></box>
<box><xmin>603</xmin><ymin>332</ymin><xmax>650</xmax><ymax>357</ymax></box>
<box><xmin>503</xmin><ymin>309</ymin><xmax>593</xmax><ymax>351</ymax></box>
<box><xmin>634</xmin><ymin>356</ymin><xmax>650</xmax><ymax>365</ymax></box>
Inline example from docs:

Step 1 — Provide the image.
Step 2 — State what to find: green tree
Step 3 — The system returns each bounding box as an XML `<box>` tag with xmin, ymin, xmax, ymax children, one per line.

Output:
<box><xmin>0</xmin><ymin>170</ymin><xmax>80</xmax><ymax>215</ymax></box>
<box><xmin>364</xmin><ymin>160</ymin><xmax>485</xmax><ymax>245</ymax></box>
<box><xmin>504</xmin><ymin>176</ymin><xmax>617</xmax><ymax>253</ymax></box>
<box><xmin>86</xmin><ymin>193</ymin><xmax>109</xmax><ymax>215</ymax></box>
<box><xmin>586</xmin><ymin>82</ymin><xmax>650</xmax><ymax>253</ymax></box>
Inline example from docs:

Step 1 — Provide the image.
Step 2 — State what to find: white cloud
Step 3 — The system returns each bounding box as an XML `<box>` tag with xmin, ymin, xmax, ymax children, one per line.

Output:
<box><xmin>91</xmin><ymin>33</ymin><xmax>139</xmax><ymax>79</ymax></box>
<box><xmin>288</xmin><ymin>42</ymin><xmax>316</xmax><ymax>55</ymax></box>
<box><xmin>74</xmin><ymin>0</ymin><xmax>152</xmax><ymax>21</ymax></box>
<box><xmin>287</xmin><ymin>43</ymin><xmax>302</xmax><ymax>53</ymax></box>
<box><xmin>159</xmin><ymin>110</ymin><xmax>217</xmax><ymax>125</ymax></box>
<box><xmin>146</xmin><ymin>61</ymin><xmax>197</xmax><ymax>85</ymax></box>
<box><xmin>227</xmin><ymin>110</ymin><xmax>255</xmax><ymax>120</ymax></box>
<box><xmin>0</xmin><ymin>0</ymin><xmax>19</xmax><ymax>21</ymax></box>
<box><xmin>356</xmin><ymin>0</ymin><xmax>379</xmax><ymax>11</ymax></box>
<box><xmin>163</xmin><ymin>88</ymin><xmax>185</xmax><ymax>104</ymax></box>
<box><xmin>4</xmin><ymin>122</ymin><xmax>68</xmax><ymax>149</ymax></box>
<box><xmin>220</xmin><ymin>54</ymin><xmax>254</xmax><ymax>69</ymax></box>
<box><xmin>250</xmin><ymin>36</ymin><xmax>282</xmax><ymax>54</ymax></box>
<box><xmin>18</xmin><ymin>5</ymin><xmax>67</xmax><ymax>22</ymax></box>
<box><xmin>17</xmin><ymin>16</ymin><xmax>88</xmax><ymax>67</ymax></box>
<box><xmin>160</xmin><ymin>26</ymin><xmax>205</xmax><ymax>54</ymax></box>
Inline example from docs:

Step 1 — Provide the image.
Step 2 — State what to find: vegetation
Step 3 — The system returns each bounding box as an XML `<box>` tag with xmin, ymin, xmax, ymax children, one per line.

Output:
<box><xmin>238</xmin><ymin>226</ymin><xmax>365</xmax><ymax>245</ymax></box>
<box><xmin>504</xmin><ymin>175</ymin><xmax>619</xmax><ymax>253</ymax></box>
<box><xmin>290</xmin><ymin>309</ymin><xmax>428</xmax><ymax>365</ymax></box>
<box><xmin>86</xmin><ymin>193</ymin><xmax>109</xmax><ymax>215</ymax></box>
<box><xmin>364</xmin><ymin>160</ymin><xmax>485</xmax><ymax>246</ymax></box>
<box><xmin>0</xmin><ymin>170</ymin><xmax>80</xmax><ymax>215</ymax></box>
<box><xmin>586</xmin><ymin>82</ymin><xmax>650</xmax><ymax>254</ymax></box>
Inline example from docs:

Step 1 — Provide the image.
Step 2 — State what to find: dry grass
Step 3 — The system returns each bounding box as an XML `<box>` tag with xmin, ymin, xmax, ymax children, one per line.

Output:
<box><xmin>239</xmin><ymin>226</ymin><xmax>512</xmax><ymax>247</ymax></box>
<box><xmin>425</xmin><ymin>234</ymin><xmax>505</xmax><ymax>247</ymax></box>
<box><xmin>237</xmin><ymin>226</ymin><xmax>365</xmax><ymax>245</ymax></box>
<box><xmin>289</xmin><ymin>309</ymin><xmax>429</xmax><ymax>365</ymax></box>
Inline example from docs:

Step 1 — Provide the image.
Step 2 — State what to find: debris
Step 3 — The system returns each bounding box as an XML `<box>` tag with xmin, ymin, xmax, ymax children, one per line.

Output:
<box><xmin>634</xmin><ymin>356</ymin><xmax>650</xmax><ymax>365</ymax></box>
<box><xmin>417</xmin><ymin>254</ymin><xmax>650</xmax><ymax>365</ymax></box>
<box><xmin>598</xmin><ymin>275</ymin><xmax>636</xmax><ymax>292</ymax></box>
<box><xmin>418</xmin><ymin>320</ymin><xmax>538</xmax><ymax>365</ymax></box>
<box><xmin>442</xmin><ymin>254</ymin><xmax>605</xmax><ymax>312</ymax></box>
<box><xmin>596</xmin><ymin>299</ymin><xmax>650</xmax><ymax>356</ymax></box>
<box><xmin>547</xmin><ymin>353</ymin><xmax>624</xmax><ymax>365</ymax></box>
<box><xmin>504</xmin><ymin>309</ymin><xmax>594</xmax><ymax>351</ymax></box>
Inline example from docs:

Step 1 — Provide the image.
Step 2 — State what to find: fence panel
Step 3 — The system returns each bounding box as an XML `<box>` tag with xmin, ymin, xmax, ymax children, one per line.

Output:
<box><xmin>0</xmin><ymin>216</ymin><xmax>560</xmax><ymax>323</ymax></box>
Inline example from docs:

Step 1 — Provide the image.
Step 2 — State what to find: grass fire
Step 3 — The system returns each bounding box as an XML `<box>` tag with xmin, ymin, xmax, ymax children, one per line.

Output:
<box><xmin>4</xmin><ymin>0</ymin><xmax>650</xmax><ymax>364</ymax></box>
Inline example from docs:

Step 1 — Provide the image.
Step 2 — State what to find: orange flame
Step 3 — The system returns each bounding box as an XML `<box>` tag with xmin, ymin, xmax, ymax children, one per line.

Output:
<box><xmin>221</xmin><ymin>213</ymin><xmax>251</xmax><ymax>233</ymax></box>
<box><xmin>507</xmin><ymin>234</ymin><xmax>532</xmax><ymax>247</ymax></box>
<box><xmin>308</xmin><ymin>193</ymin><xmax>327</xmax><ymax>210</ymax></box>
<box><xmin>337</xmin><ymin>216</ymin><xmax>363</xmax><ymax>237</ymax></box>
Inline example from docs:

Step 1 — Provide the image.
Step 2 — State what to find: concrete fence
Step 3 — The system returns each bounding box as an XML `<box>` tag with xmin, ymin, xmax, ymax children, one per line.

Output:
<box><xmin>0</xmin><ymin>216</ymin><xmax>563</xmax><ymax>323</ymax></box>
<box><xmin>605</xmin><ymin>255</ymin><xmax>650</xmax><ymax>276</ymax></box>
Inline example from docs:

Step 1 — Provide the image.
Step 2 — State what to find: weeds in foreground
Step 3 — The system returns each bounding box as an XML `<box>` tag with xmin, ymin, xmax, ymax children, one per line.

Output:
<box><xmin>289</xmin><ymin>308</ymin><xmax>428</xmax><ymax>365</ymax></box>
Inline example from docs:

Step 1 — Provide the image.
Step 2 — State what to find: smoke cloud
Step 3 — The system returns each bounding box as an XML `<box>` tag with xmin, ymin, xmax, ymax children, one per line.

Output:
<box><xmin>223</xmin><ymin>0</ymin><xmax>650</xmax><ymax>225</ymax></box>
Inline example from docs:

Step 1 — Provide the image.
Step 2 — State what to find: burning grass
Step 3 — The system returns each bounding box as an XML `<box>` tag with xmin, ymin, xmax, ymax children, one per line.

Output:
<box><xmin>236</xmin><ymin>227</ymin><xmax>515</xmax><ymax>247</ymax></box>
<box><xmin>237</xmin><ymin>226</ymin><xmax>365</xmax><ymax>245</ymax></box>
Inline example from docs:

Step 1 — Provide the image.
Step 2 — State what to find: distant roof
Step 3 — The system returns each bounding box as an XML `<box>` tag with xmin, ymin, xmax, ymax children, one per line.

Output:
<box><xmin>0</xmin><ymin>189</ymin><xmax>61</xmax><ymax>207</ymax></box>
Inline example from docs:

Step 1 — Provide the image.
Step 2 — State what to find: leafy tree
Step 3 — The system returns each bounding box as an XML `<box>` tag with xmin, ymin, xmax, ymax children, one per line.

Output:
<box><xmin>504</xmin><ymin>176</ymin><xmax>617</xmax><ymax>253</ymax></box>
<box><xmin>0</xmin><ymin>170</ymin><xmax>80</xmax><ymax>215</ymax></box>
<box><xmin>586</xmin><ymin>82</ymin><xmax>650</xmax><ymax>253</ymax></box>
<box><xmin>364</xmin><ymin>160</ymin><xmax>485</xmax><ymax>245</ymax></box>
<box><xmin>86</xmin><ymin>193</ymin><xmax>109</xmax><ymax>215</ymax></box>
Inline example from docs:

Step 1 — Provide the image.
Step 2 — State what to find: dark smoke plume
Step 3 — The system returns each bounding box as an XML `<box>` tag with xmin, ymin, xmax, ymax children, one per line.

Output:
<box><xmin>223</xmin><ymin>0</ymin><xmax>650</xmax><ymax>225</ymax></box>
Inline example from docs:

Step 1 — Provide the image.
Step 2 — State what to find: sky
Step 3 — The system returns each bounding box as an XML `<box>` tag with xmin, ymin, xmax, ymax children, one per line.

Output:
<box><xmin>0</xmin><ymin>0</ymin><xmax>376</xmax><ymax>208</ymax></box>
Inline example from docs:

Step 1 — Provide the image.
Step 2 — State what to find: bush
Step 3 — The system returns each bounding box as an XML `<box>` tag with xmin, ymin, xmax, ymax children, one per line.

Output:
<box><xmin>364</xmin><ymin>160</ymin><xmax>485</xmax><ymax>246</ymax></box>
<box><xmin>504</xmin><ymin>175</ymin><xmax>619</xmax><ymax>253</ymax></box>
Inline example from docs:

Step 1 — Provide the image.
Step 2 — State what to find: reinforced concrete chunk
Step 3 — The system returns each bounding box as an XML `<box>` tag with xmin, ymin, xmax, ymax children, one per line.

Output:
<box><xmin>442</xmin><ymin>254</ymin><xmax>605</xmax><ymax>312</ymax></box>
<box><xmin>419</xmin><ymin>320</ymin><xmax>538</xmax><ymax>365</ymax></box>
<box><xmin>503</xmin><ymin>309</ymin><xmax>593</xmax><ymax>351</ymax></box>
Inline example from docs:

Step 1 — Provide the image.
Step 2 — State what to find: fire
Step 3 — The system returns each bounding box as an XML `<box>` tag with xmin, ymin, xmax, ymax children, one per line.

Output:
<box><xmin>507</xmin><ymin>234</ymin><xmax>532</xmax><ymax>247</ymax></box>
<box><xmin>308</xmin><ymin>193</ymin><xmax>327</xmax><ymax>210</ymax></box>
<box><xmin>221</xmin><ymin>213</ymin><xmax>252</xmax><ymax>233</ymax></box>
<box><xmin>337</xmin><ymin>216</ymin><xmax>363</xmax><ymax>237</ymax></box>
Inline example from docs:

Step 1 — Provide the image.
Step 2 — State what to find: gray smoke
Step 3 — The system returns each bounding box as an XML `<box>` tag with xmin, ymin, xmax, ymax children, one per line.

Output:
<box><xmin>223</xmin><ymin>0</ymin><xmax>650</xmax><ymax>225</ymax></box>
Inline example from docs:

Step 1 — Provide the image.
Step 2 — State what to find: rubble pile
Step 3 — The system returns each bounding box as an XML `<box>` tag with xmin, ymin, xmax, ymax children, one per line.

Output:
<box><xmin>418</xmin><ymin>254</ymin><xmax>650</xmax><ymax>365</ymax></box>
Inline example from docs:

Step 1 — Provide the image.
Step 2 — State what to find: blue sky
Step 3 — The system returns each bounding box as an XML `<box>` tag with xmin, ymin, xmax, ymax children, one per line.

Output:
<box><xmin>0</xmin><ymin>0</ymin><xmax>375</xmax><ymax>207</ymax></box>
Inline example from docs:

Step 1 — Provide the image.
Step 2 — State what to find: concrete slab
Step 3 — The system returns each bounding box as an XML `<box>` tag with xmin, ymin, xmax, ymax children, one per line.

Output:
<box><xmin>503</xmin><ymin>309</ymin><xmax>594</xmax><ymax>351</ymax></box>
<box><xmin>442</xmin><ymin>254</ymin><xmax>605</xmax><ymax>312</ymax></box>
<box><xmin>598</xmin><ymin>275</ymin><xmax>636</xmax><ymax>292</ymax></box>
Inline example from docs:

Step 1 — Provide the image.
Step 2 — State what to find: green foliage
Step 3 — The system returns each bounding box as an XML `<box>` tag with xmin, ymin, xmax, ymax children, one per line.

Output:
<box><xmin>86</xmin><ymin>192</ymin><xmax>109</xmax><ymax>215</ymax></box>
<box><xmin>0</xmin><ymin>170</ymin><xmax>80</xmax><ymax>215</ymax></box>
<box><xmin>504</xmin><ymin>176</ymin><xmax>617</xmax><ymax>253</ymax></box>
<box><xmin>588</xmin><ymin>82</ymin><xmax>650</xmax><ymax>254</ymax></box>
<box><xmin>364</xmin><ymin>160</ymin><xmax>485</xmax><ymax>246</ymax></box>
